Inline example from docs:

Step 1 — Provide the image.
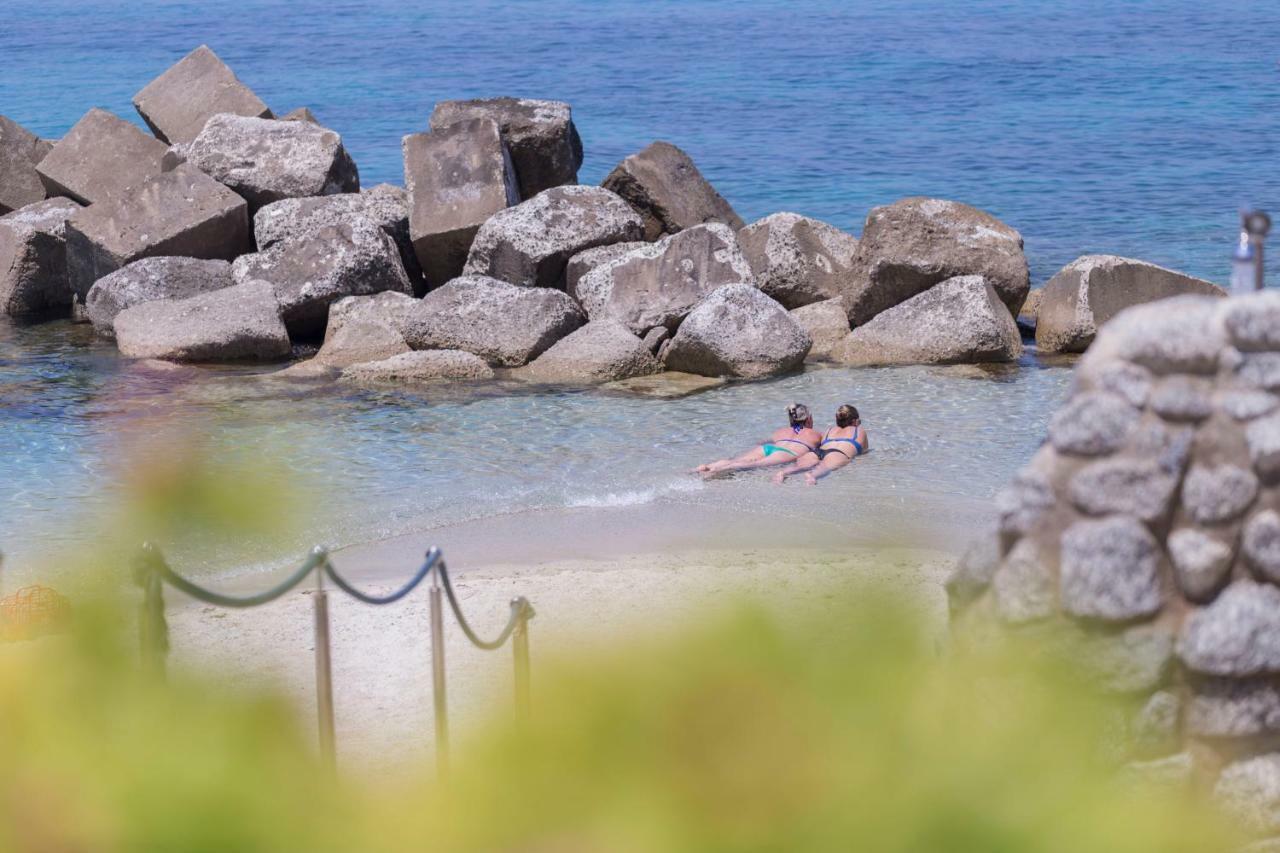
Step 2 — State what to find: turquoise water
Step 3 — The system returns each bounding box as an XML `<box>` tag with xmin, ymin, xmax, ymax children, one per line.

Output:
<box><xmin>0</xmin><ymin>0</ymin><xmax>1272</xmax><ymax>575</ymax></box>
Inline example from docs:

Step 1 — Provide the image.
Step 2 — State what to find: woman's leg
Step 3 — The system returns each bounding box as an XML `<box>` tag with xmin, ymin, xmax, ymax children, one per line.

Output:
<box><xmin>772</xmin><ymin>452</ymin><xmax>821</xmax><ymax>483</ymax></box>
<box><xmin>803</xmin><ymin>452</ymin><xmax>852</xmax><ymax>485</ymax></box>
<box><xmin>696</xmin><ymin>446</ymin><xmax>766</xmax><ymax>474</ymax></box>
<box><xmin>720</xmin><ymin>448</ymin><xmax>804</xmax><ymax>473</ymax></box>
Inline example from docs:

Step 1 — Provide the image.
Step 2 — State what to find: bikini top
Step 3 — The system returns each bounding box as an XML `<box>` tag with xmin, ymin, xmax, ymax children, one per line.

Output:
<box><xmin>822</xmin><ymin>427</ymin><xmax>864</xmax><ymax>455</ymax></box>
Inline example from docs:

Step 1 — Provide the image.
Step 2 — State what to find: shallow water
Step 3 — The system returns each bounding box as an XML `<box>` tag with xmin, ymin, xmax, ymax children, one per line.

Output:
<box><xmin>0</xmin><ymin>318</ymin><xmax>1072</xmax><ymax>578</ymax></box>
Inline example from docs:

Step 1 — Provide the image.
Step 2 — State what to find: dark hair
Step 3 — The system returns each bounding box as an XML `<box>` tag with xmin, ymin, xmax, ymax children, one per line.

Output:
<box><xmin>787</xmin><ymin>403</ymin><xmax>811</xmax><ymax>428</ymax></box>
<box><xmin>836</xmin><ymin>405</ymin><xmax>860</xmax><ymax>428</ymax></box>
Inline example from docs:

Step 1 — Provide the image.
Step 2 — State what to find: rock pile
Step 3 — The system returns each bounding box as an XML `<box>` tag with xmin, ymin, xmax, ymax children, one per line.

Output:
<box><xmin>948</xmin><ymin>292</ymin><xmax>1280</xmax><ymax>839</ymax></box>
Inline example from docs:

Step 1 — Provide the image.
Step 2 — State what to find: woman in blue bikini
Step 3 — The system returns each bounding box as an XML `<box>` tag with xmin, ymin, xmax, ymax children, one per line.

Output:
<box><xmin>694</xmin><ymin>403</ymin><xmax>823</xmax><ymax>476</ymax></box>
<box><xmin>772</xmin><ymin>404</ymin><xmax>867</xmax><ymax>485</ymax></box>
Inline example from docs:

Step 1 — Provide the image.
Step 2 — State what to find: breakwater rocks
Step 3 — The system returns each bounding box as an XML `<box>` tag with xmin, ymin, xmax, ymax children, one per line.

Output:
<box><xmin>0</xmin><ymin>45</ymin><xmax>1226</xmax><ymax>385</ymax></box>
<box><xmin>948</xmin><ymin>292</ymin><xmax>1280</xmax><ymax>839</ymax></box>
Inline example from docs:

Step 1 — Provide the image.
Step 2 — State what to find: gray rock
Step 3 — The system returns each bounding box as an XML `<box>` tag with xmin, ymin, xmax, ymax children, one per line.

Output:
<box><xmin>36</xmin><ymin>108</ymin><xmax>168</xmax><ymax>206</ymax></box>
<box><xmin>280</xmin><ymin>107</ymin><xmax>319</xmax><ymax>124</ymax></box>
<box><xmin>1080</xmin><ymin>360</ymin><xmax>1153</xmax><ymax>408</ymax></box>
<box><xmin>1132</xmin><ymin>689</ymin><xmax>1181</xmax><ymax>754</ymax></box>
<box><xmin>340</xmin><ymin>349</ymin><xmax>494</xmax><ymax>383</ymax></box>
<box><xmin>1067</xmin><ymin>457</ymin><xmax>1178</xmax><ymax>523</ymax></box>
<box><xmin>1047</xmin><ymin>391</ymin><xmax>1141</xmax><ymax>456</ymax></box>
<box><xmin>65</xmin><ymin>164</ymin><xmax>249</xmax><ymax>300</ymax></box>
<box><xmin>1122</xmin><ymin>417</ymin><xmax>1194</xmax><ymax>473</ymax></box>
<box><xmin>254</xmin><ymin>184</ymin><xmax>424</xmax><ymax>294</ymax></box>
<box><xmin>1178</xmin><ymin>581</ymin><xmax>1280</xmax><ymax>676</ymax></box>
<box><xmin>995</xmin><ymin>461</ymin><xmax>1055</xmax><ymax>539</ymax></box>
<box><xmin>1244</xmin><ymin>510</ymin><xmax>1280</xmax><ymax>584</ymax></box>
<box><xmin>641</xmin><ymin>326</ymin><xmax>668</xmax><ymax>354</ymax></box>
<box><xmin>0</xmin><ymin>198</ymin><xmax>79</xmax><ymax>316</ymax></box>
<box><xmin>1035</xmin><ymin>255</ymin><xmax>1224</xmax><ymax>354</ymax></box>
<box><xmin>601</xmin><ymin>141</ymin><xmax>743</xmax><ymax>241</ymax></box>
<box><xmin>1238</xmin><ymin>354</ymin><xmax>1280</xmax><ymax>393</ymax></box>
<box><xmin>945</xmin><ymin>526</ymin><xmax>1002</xmax><ymax>606</ymax></box>
<box><xmin>790</xmin><ymin>299</ymin><xmax>850</xmax><ymax>361</ymax></box>
<box><xmin>518</xmin><ymin>320</ymin><xmax>662</xmax><ymax>384</ymax></box>
<box><xmin>464</xmin><ymin>185</ymin><xmax>642</xmax><ymax>289</ymax></box>
<box><xmin>1149</xmin><ymin>375</ymin><xmax>1214</xmax><ymax>421</ymax></box>
<box><xmin>1181</xmin><ymin>464</ymin><xmax>1259</xmax><ymax>524</ymax></box>
<box><xmin>1091</xmin><ymin>295</ymin><xmax>1226</xmax><ymax>375</ymax></box>
<box><xmin>232</xmin><ymin>218</ymin><xmax>412</xmax><ymax>339</ymax></box>
<box><xmin>1220</xmin><ymin>391</ymin><xmax>1280</xmax><ymax>422</ymax></box>
<box><xmin>186</xmin><ymin>114</ymin><xmax>359</xmax><ymax>210</ymax></box>
<box><xmin>1226</xmin><ymin>291</ymin><xmax>1280</xmax><ymax>352</ymax></box>
<box><xmin>313</xmin><ymin>291</ymin><xmax>416</xmax><ymax>368</ymax></box>
<box><xmin>572</xmin><ymin>223</ymin><xmax>754</xmax><ymax>333</ymax></box>
<box><xmin>1247</xmin><ymin>414</ymin><xmax>1280</xmax><ymax>480</ymax></box>
<box><xmin>1017</xmin><ymin>288</ymin><xmax>1041</xmax><ymax>336</ymax></box>
<box><xmin>84</xmin><ymin>257</ymin><xmax>234</xmax><ymax>337</ymax></box>
<box><xmin>0</xmin><ymin>115</ymin><xmax>51</xmax><ymax>214</ymax></box>
<box><xmin>662</xmin><ymin>283</ymin><xmax>810</xmax><ymax>379</ymax></box>
<box><xmin>113</xmin><ymin>279</ymin><xmax>290</xmax><ymax>362</ymax></box>
<box><xmin>403</xmin><ymin>118</ymin><xmax>519</xmax><ymax>288</ymax></box>
<box><xmin>1077</xmin><ymin>624</ymin><xmax>1174</xmax><ymax>694</ymax></box>
<box><xmin>1215</xmin><ymin>754</ymin><xmax>1280</xmax><ymax>834</ymax></box>
<box><xmin>429</xmin><ymin>97</ymin><xmax>582</xmax><ymax>199</ymax></box>
<box><xmin>564</xmin><ymin>241</ymin><xmax>646</xmax><ymax>297</ymax></box>
<box><xmin>601</xmin><ymin>371</ymin><xmax>726</xmax><ymax>399</ymax></box>
<box><xmin>842</xmin><ymin>197</ymin><xmax>1029</xmax><ymax>326</ymax></box>
<box><xmin>737</xmin><ymin>212</ymin><xmax>859</xmax><ymax>309</ymax></box>
<box><xmin>132</xmin><ymin>45</ymin><xmax>272</xmax><ymax>145</ymax></box>
<box><xmin>991</xmin><ymin>538</ymin><xmax>1055</xmax><ymax>624</ymax></box>
<box><xmin>1188</xmin><ymin>678</ymin><xmax>1280</xmax><ymax>738</ymax></box>
<box><xmin>1168</xmin><ymin>528</ymin><xmax>1236</xmax><ymax>601</ymax></box>
<box><xmin>1120</xmin><ymin>752</ymin><xmax>1193</xmax><ymax>790</ymax></box>
<box><xmin>831</xmin><ymin>275</ymin><xmax>1022</xmax><ymax>367</ymax></box>
<box><xmin>403</xmin><ymin>275</ymin><xmax>584</xmax><ymax>366</ymax></box>
<box><xmin>1060</xmin><ymin>516</ymin><xmax>1163</xmax><ymax>622</ymax></box>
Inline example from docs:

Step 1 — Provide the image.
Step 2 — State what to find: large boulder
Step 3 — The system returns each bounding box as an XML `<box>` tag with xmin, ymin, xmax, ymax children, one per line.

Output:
<box><xmin>0</xmin><ymin>115</ymin><xmax>52</xmax><ymax>214</ymax></box>
<box><xmin>463</xmin><ymin>185</ymin><xmax>642</xmax><ymax>289</ymax></box>
<box><xmin>429</xmin><ymin>98</ymin><xmax>582</xmax><ymax>199</ymax></box>
<box><xmin>564</xmin><ymin>241</ymin><xmax>646</xmax><ymax>296</ymax></box>
<box><xmin>313</xmin><ymin>291</ymin><xmax>417</xmax><ymax>368</ymax></box>
<box><xmin>570</xmin><ymin>223</ymin><xmax>754</xmax><ymax>333</ymax></box>
<box><xmin>132</xmin><ymin>45</ymin><xmax>272</xmax><ymax>145</ymax></box>
<box><xmin>842</xmin><ymin>197</ymin><xmax>1029</xmax><ymax>327</ymax></box>
<box><xmin>84</xmin><ymin>257</ymin><xmax>234</xmax><ymax>338</ymax></box>
<box><xmin>831</xmin><ymin>275</ymin><xmax>1022</xmax><ymax>366</ymax></box>
<box><xmin>738</xmin><ymin>212</ymin><xmax>859</xmax><ymax>309</ymax></box>
<box><xmin>403</xmin><ymin>275</ymin><xmax>584</xmax><ymax>366</ymax></box>
<box><xmin>662</xmin><ymin>283</ymin><xmax>810</xmax><ymax>379</ymax></box>
<box><xmin>517</xmin><ymin>320</ymin><xmax>662</xmax><ymax>384</ymax></box>
<box><xmin>232</xmin><ymin>218</ymin><xmax>412</xmax><ymax>339</ymax></box>
<box><xmin>65</xmin><ymin>164</ymin><xmax>249</xmax><ymax>301</ymax></box>
<box><xmin>0</xmin><ymin>198</ymin><xmax>80</xmax><ymax>316</ymax></box>
<box><xmin>186</xmin><ymin>114</ymin><xmax>359</xmax><ymax>210</ymax></box>
<box><xmin>601</xmin><ymin>141</ymin><xmax>743</xmax><ymax>241</ymax></box>
<box><xmin>113</xmin><ymin>279</ymin><xmax>290</xmax><ymax>362</ymax></box>
<box><xmin>790</xmin><ymin>299</ymin><xmax>850</xmax><ymax>361</ymax></box>
<box><xmin>403</xmin><ymin>118</ymin><xmax>519</xmax><ymax>288</ymax></box>
<box><xmin>254</xmin><ymin>184</ymin><xmax>424</xmax><ymax>294</ymax></box>
<box><xmin>36</xmin><ymin>108</ymin><xmax>168</xmax><ymax>206</ymax></box>
<box><xmin>341</xmin><ymin>349</ymin><xmax>494</xmax><ymax>384</ymax></box>
<box><xmin>1036</xmin><ymin>255</ymin><xmax>1226</xmax><ymax>354</ymax></box>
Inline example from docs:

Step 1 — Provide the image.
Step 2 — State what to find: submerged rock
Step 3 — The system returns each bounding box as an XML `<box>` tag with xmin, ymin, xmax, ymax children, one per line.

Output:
<box><xmin>1036</xmin><ymin>255</ymin><xmax>1225</xmax><ymax>354</ymax></box>
<box><xmin>831</xmin><ymin>275</ymin><xmax>1022</xmax><ymax>367</ymax></box>
<box><xmin>738</xmin><ymin>212</ymin><xmax>859</xmax><ymax>309</ymax></box>
<box><xmin>186</xmin><ymin>114</ymin><xmax>358</xmax><ymax>210</ymax></box>
<box><xmin>0</xmin><ymin>197</ymin><xmax>79</xmax><ymax>317</ymax></box>
<box><xmin>662</xmin><ymin>283</ymin><xmax>809</xmax><ymax>379</ymax></box>
<box><xmin>601</xmin><ymin>141</ymin><xmax>743</xmax><ymax>241</ymax></box>
<box><xmin>113</xmin><ymin>279</ymin><xmax>290</xmax><ymax>362</ymax></box>
<box><xmin>132</xmin><ymin>45</ymin><xmax>272</xmax><ymax>145</ymax></box>
<box><xmin>518</xmin><ymin>320</ymin><xmax>662</xmax><ymax>384</ymax></box>
<box><xmin>85</xmin><ymin>257</ymin><xmax>234</xmax><ymax>338</ymax></box>
<box><xmin>341</xmin><ymin>349</ymin><xmax>494</xmax><ymax>383</ymax></box>
<box><xmin>0</xmin><ymin>115</ymin><xmax>52</xmax><ymax>214</ymax></box>
<box><xmin>842</xmin><ymin>197</ymin><xmax>1029</xmax><ymax>327</ymax></box>
<box><xmin>36</xmin><ymin>108</ymin><xmax>168</xmax><ymax>206</ymax></box>
<box><xmin>429</xmin><ymin>97</ymin><xmax>582</xmax><ymax>199</ymax></box>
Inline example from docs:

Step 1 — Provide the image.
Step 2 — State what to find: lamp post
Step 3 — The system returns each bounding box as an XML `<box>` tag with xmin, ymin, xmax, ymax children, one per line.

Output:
<box><xmin>1233</xmin><ymin>209</ymin><xmax>1271</xmax><ymax>294</ymax></box>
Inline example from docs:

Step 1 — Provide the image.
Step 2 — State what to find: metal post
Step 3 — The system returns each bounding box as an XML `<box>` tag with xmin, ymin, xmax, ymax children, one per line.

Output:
<box><xmin>512</xmin><ymin>597</ymin><xmax>533</xmax><ymax>718</ymax></box>
<box><xmin>313</xmin><ymin>567</ymin><xmax>336</xmax><ymax>770</ymax></box>
<box><xmin>430</xmin><ymin>570</ymin><xmax>449</xmax><ymax>780</ymax></box>
<box><xmin>1245</xmin><ymin>210</ymin><xmax>1271</xmax><ymax>291</ymax></box>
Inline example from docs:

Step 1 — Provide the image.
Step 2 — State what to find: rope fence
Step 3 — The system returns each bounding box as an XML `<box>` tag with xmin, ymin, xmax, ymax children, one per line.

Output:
<box><xmin>132</xmin><ymin>543</ymin><xmax>535</xmax><ymax>776</ymax></box>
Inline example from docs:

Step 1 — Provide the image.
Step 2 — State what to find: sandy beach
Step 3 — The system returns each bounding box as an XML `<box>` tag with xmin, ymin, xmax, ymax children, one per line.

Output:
<box><xmin>167</xmin><ymin>537</ymin><xmax>953</xmax><ymax>772</ymax></box>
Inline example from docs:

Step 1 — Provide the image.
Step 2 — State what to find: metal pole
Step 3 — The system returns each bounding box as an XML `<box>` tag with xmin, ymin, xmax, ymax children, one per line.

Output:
<box><xmin>430</xmin><ymin>570</ymin><xmax>449</xmax><ymax>780</ymax></box>
<box><xmin>512</xmin><ymin>597</ymin><xmax>532</xmax><ymax>718</ymax></box>
<box><xmin>1245</xmin><ymin>210</ymin><xmax>1271</xmax><ymax>291</ymax></box>
<box><xmin>313</xmin><ymin>567</ymin><xmax>336</xmax><ymax>770</ymax></box>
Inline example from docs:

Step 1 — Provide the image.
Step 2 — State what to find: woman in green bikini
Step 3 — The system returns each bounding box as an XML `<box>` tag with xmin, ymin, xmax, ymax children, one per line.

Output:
<box><xmin>772</xmin><ymin>404</ymin><xmax>867</xmax><ymax>485</ymax></box>
<box><xmin>694</xmin><ymin>403</ymin><xmax>823</xmax><ymax>476</ymax></box>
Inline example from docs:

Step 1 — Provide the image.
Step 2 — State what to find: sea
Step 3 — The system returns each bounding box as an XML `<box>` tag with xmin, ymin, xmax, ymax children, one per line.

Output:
<box><xmin>1</xmin><ymin>0</ymin><xmax>1277</xmax><ymax>578</ymax></box>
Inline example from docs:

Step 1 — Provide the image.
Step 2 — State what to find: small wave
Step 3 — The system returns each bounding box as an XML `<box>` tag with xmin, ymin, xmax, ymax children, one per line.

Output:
<box><xmin>564</xmin><ymin>477</ymin><xmax>704</xmax><ymax>509</ymax></box>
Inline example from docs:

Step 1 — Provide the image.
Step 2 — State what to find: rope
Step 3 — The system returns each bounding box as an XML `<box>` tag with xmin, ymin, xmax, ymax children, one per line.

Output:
<box><xmin>437</xmin><ymin>559</ymin><xmax>533</xmax><ymax>650</ymax></box>
<box><xmin>157</xmin><ymin>547</ymin><xmax>327</xmax><ymax>608</ymax></box>
<box><xmin>321</xmin><ymin>548</ymin><xmax>441</xmax><ymax>605</ymax></box>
